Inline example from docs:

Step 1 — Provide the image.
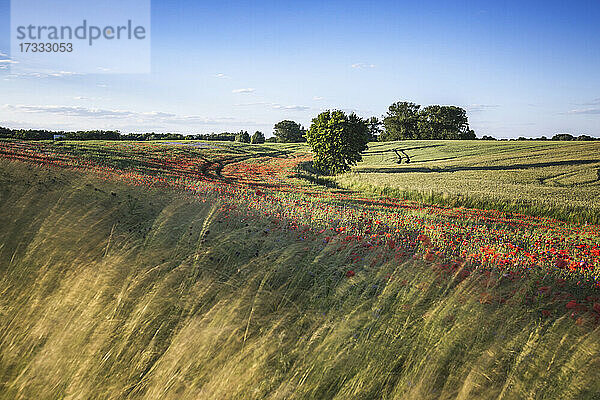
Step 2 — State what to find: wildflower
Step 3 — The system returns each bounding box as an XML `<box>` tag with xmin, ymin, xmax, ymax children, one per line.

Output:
<box><xmin>346</xmin><ymin>270</ymin><xmax>355</xmax><ymax>278</ymax></box>
<box><xmin>538</xmin><ymin>286</ymin><xmax>551</xmax><ymax>294</ymax></box>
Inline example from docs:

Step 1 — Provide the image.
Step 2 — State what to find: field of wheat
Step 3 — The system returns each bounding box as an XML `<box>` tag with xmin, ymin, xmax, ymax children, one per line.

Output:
<box><xmin>1</xmin><ymin>139</ymin><xmax>599</xmax><ymax>399</ymax></box>
<box><xmin>335</xmin><ymin>140</ymin><xmax>600</xmax><ymax>224</ymax></box>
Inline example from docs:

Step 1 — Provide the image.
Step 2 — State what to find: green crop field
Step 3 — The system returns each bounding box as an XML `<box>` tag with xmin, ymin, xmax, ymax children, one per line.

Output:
<box><xmin>334</xmin><ymin>140</ymin><xmax>600</xmax><ymax>224</ymax></box>
<box><xmin>1</xmin><ymin>140</ymin><xmax>600</xmax><ymax>399</ymax></box>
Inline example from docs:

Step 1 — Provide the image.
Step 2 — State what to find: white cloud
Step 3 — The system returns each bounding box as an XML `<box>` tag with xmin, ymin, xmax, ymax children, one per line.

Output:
<box><xmin>5</xmin><ymin>104</ymin><xmax>135</xmax><ymax>118</ymax></box>
<box><xmin>272</xmin><ymin>105</ymin><xmax>310</xmax><ymax>111</ymax></box>
<box><xmin>567</xmin><ymin>107</ymin><xmax>600</xmax><ymax>115</ymax></box>
<box><xmin>215</xmin><ymin>73</ymin><xmax>229</xmax><ymax>78</ymax></box>
<box><xmin>313</xmin><ymin>96</ymin><xmax>324</xmax><ymax>101</ymax></box>
<box><xmin>580</xmin><ymin>98</ymin><xmax>600</xmax><ymax>106</ymax></box>
<box><xmin>0</xmin><ymin>59</ymin><xmax>19</xmax><ymax>64</ymax></box>
<box><xmin>4</xmin><ymin>70</ymin><xmax>81</xmax><ymax>79</ymax></box>
<box><xmin>351</xmin><ymin>63</ymin><xmax>376</xmax><ymax>69</ymax></box>
<box><xmin>232</xmin><ymin>88</ymin><xmax>255</xmax><ymax>94</ymax></box>
<box><xmin>467</xmin><ymin>104</ymin><xmax>499</xmax><ymax>113</ymax></box>
<box><xmin>0</xmin><ymin>51</ymin><xmax>7</xmax><ymax>57</ymax></box>
<box><xmin>2</xmin><ymin>104</ymin><xmax>247</xmax><ymax>126</ymax></box>
<box><xmin>233</xmin><ymin>101</ymin><xmax>310</xmax><ymax>111</ymax></box>
<box><xmin>48</xmin><ymin>71</ymin><xmax>79</xmax><ymax>77</ymax></box>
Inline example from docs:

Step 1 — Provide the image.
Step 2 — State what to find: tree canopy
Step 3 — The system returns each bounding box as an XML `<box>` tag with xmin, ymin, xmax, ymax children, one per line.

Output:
<box><xmin>305</xmin><ymin>110</ymin><xmax>369</xmax><ymax>175</ymax></box>
<box><xmin>251</xmin><ymin>131</ymin><xmax>266</xmax><ymax>144</ymax></box>
<box><xmin>381</xmin><ymin>102</ymin><xmax>421</xmax><ymax>140</ymax></box>
<box><xmin>365</xmin><ymin>117</ymin><xmax>383</xmax><ymax>142</ymax></box>
<box><xmin>273</xmin><ymin>120</ymin><xmax>306</xmax><ymax>143</ymax></box>
<box><xmin>235</xmin><ymin>130</ymin><xmax>251</xmax><ymax>143</ymax></box>
<box><xmin>380</xmin><ymin>102</ymin><xmax>475</xmax><ymax>140</ymax></box>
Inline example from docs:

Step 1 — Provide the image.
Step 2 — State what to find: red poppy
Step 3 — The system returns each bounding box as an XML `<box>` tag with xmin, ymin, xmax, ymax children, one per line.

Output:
<box><xmin>541</xmin><ymin>310</ymin><xmax>551</xmax><ymax>317</ymax></box>
<box><xmin>566</xmin><ymin>300</ymin><xmax>578</xmax><ymax>309</ymax></box>
<box><xmin>346</xmin><ymin>270</ymin><xmax>355</xmax><ymax>278</ymax></box>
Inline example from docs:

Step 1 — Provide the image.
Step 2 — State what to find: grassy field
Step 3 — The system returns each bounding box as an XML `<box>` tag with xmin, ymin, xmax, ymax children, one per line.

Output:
<box><xmin>335</xmin><ymin>141</ymin><xmax>600</xmax><ymax>224</ymax></box>
<box><xmin>1</xmin><ymin>140</ymin><xmax>600</xmax><ymax>399</ymax></box>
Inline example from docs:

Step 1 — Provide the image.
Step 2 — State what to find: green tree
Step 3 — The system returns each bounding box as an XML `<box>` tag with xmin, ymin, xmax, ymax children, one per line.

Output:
<box><xmin>235</xmin><ymin>130</ymin><xmax>251</xmax><ymax>143</ymax></box>
<box><xmin>251</xmin><ymin>131</ymin><xmax>266</xmax><ymax>144</ymax></box>
<box><xmin>381</xmin><ymin>102</ymin><xmax>421</xmax><ymax>141</ymax></box>
<box><xmin>552</xmin><ymin>133</ymin><xmax>575</xmax><ymax>141</ymax></box>
<box><xmin>273</xmin><ymin>120</ymin><xmax>306</xmax><ymax>142</ymax></box>
<box><xmin>366</xmin><ymin>116</ymin><xmax>382</xmax><ymax>141</ymax></box>
<box><xmin>577</xmin><ymin>135</ymin><xmax>595</xmax><ymax>141</ymax></box>
<box><xmin>305</xmin><ymin>110</ymin><xmax>369</xmax><ymax>175</ymax></box>
<box><xmin>417</xmin><ymin>105</ymin><xmax>473</xmax><ymax>139</ymax></box>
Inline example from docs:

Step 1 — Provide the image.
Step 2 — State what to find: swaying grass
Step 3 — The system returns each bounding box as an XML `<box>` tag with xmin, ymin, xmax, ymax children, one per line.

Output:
<box><xmin>1</xmin><ymin>160</ymin><xmax>599</xmax><ymax>399</ymax></box>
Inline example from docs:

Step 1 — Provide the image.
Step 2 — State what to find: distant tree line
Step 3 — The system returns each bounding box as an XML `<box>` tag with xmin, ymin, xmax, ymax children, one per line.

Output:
<box><xmin>378</xmin><ymin>102</ymin><xmax>475</xmax><ymax>141</ymax></box>
<box><xmin>480</xmin><ymin>133</ymin><xmax>598</xmax><ymax>141</ymax></box>
<box><xmin>0</xmin><ymin>127</ymin><xmax>122</xmax><ymax>141</ymax></box>
<box><xmin>0</xmin><ymin>127</ymin><xmax>271</xmax><ymax>143</ymax></box>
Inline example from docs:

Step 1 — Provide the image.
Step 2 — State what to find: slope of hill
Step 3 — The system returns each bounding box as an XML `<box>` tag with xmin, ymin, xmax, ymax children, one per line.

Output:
<box><xmin>1</xmin><ymin>140</ymin><xmax>600</xmax><ymax>399</ymax></box>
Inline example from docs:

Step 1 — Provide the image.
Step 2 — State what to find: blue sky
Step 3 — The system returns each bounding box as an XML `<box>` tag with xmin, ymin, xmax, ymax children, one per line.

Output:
<box><xmin>1</xmin><ymin>0</ymin><xmax>599</xmax><ymax>137</ymax></box>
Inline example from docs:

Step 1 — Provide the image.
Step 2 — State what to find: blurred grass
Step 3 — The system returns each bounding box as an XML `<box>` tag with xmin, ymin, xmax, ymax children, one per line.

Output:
<box><xmin>1</xmin><ymin>159</ymin><xmax>600</xmax><ymax>399</ymax></box>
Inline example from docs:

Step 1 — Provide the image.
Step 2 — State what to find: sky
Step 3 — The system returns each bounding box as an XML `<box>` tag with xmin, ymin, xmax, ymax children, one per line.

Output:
<box><xmin>1</xmin><ymin>0</ymin><xmax>599</xmax><ymax>138</ymax></box>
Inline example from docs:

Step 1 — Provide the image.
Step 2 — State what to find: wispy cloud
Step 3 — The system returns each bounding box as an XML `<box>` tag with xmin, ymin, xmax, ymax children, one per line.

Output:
<box><xmin>313</xmin><ymin>96</ymin><xmax>324</xmax><ymax>101</ymax></box>
<box><xmin>2</xmin><ymin>104</ymin><xmax>245</xmax><ymax>126</ymax></box>
<box><xmin>351</xmin><ymin>63</ymin><xmax>376</xmax><ymax>69</ymax></box>
<box><xmin>233</xmin><ymin>101</ymin><xmax>310</xmax><ymax>111</ymax></box>
<box><xmin>5</xmin><ymin>104</ymin><xmax>136</xmax><ymax>118</ymax></box>
<box><xmin>467</xmin><ymin>104</ymin><xmax>499</xmax><ymax>113</ymax></box>
<box><xmin>40</xmin><ymin>71</ymin><xmax>78</xmax><ymax>77</ymax></box>
<box><xmin>578</xmin><ymin>98</ymin><xmax>600</xmax><ymax>106</ymax></box>
<box><xmin>567</xmin><ymin>107</ymin><xmax>600</xmax><ymax>115</ymax></box>
<box><xmin>4</xmin><ymin>70</ymin><xmax>81</xmax><ymax>79</ymax></box>
<box><xmin>233</xmin><ymin>101</ymin><xmax>310</xmax><ymax>112</ymax></box>
<box><xmin>272</xmin><ymin>105</ymin><xmax>310</xmax><ymax>111</ymax></box>
<box><xmin>232</xmin><ymin>88</ymin><xmax>255</xmax><ymax>94</ymax></box>
<box><xmin>0</xmin><ymin>59</ymin><xmax>19</xmax><ymax>64</ymax></box>
<box><xmin>215</xmin><ymin>73</ymin><xmax>229</xmax><ymax>79</ymax></box>
<box><xmin>0</xmin><ymin>51</ymin><xmax>7</xmax><ymax>57</ymax></box>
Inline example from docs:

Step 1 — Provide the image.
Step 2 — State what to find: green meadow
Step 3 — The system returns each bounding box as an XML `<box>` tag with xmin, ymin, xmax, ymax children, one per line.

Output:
<box><xmin>334</xmin><ymin>141</ymin><xmax>600</xmax><ymax>224</ymax></box>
